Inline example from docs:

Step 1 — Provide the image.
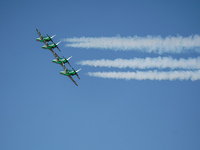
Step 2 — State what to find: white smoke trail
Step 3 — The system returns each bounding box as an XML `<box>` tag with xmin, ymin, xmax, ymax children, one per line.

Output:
<box><xmin>63</xmin><ymin>35</ymin><xmax>200</xmax><ymax>54</ymax></box>
<box><xmin>88</xmin><ymin>70</ymin><xmax>200</xmax><ymax>81</ymax></box>
<box><xmin>77</xmin><ymin>57</ymin><xmax>200</xmax><ymax>70</ymax></box>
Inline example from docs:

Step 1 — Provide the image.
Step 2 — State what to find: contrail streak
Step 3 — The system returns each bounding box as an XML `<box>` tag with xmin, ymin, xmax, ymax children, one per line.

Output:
<box><xmin>88</xmin><ymin>70</ymin><xmax>200</xmax><ymax>81</ymax></box>
<box><xmin>77</xmin><ymin>57</ymin><xmax>200</xmax><ymax>70</ymax></box>
<box><xmin>63</xmin><ymin>35</ymin><xmax>200</xmax><ymax>54</ymax></box>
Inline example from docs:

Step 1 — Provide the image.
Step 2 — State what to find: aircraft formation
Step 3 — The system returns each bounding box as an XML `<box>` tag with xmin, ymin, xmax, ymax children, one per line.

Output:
<box><xmin>36</xmin><ymin>29</ymin><xmax>81</xmax><ymax>86</ymax></box>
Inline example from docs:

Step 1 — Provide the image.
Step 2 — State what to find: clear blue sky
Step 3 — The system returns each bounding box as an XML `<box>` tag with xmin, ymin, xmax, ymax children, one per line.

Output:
<box><xmin>0</xmin><ymin>0</ymin><xmax>200</xmax><ymax>150</ymax></box>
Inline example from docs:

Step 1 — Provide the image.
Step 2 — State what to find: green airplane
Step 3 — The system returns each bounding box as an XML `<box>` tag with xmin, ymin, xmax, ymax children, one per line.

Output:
<box><xmin>36</xmin><ymin>29</ymin><xmax>56</xmax><ymax>42</ymax></box>
<box><xmin>60</xmin><ymin>67</ymin><xmax>81</xmax><ymax>79</ymax></box>
<box><xmin>52</xmin><ymin>56</ymin><xmax>72</xmax><ymax>67</ymax></box>
<box><xmin>58</xmin><ymin>61</ymin><xmax>81</xmax><ymax>86</ymax></box>
<box><xmin>42</xmin><ymin>41</ymin><xmax>61</xmax><ymax>51</ymax></box>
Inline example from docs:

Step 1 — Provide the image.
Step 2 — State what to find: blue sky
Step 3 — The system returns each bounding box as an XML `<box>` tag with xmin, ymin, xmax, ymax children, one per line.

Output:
<box><xmin>0</xmin><ymin>0</ymin><xmax>200</xmax><ymax>150</ymax></box>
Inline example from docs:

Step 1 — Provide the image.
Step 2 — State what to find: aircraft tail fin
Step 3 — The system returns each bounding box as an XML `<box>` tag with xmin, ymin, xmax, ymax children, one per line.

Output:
<box><xmin>56</xmin><ymin>41</ymin><xmax>61</xmax><ymax>46</ymax></box>
<box><xmin>76</xmin><ymin>68</ymin><xmax>81</xmax><ymax>73</ymax></box>
<box><xmin>51</xmin><ymin>34</ymin><xmax>56</xmax><ymax>39</ymax></box>
<box><xmin>67</xmin><ymin>56</ymin><xmax>72</xmax><ymax>60</ymax></box>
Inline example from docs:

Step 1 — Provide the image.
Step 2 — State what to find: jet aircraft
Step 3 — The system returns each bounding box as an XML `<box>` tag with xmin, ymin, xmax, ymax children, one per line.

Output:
<box><xmin>42</xmin><ymin>41</ymin><xmax>61</xmax><ymax>51</ymax></box>
<box><xmin>36</xmin><ymin>28</ymin><xmax>80</xmax><ymax>86</ymax></box>
<box><xmin>52</xmin><ymin>56</ymin><xmax>72</xmax><ymax>67</ymax></box>
<box><xmin>59</xmin><ymin>63</ymin><xmax>81</xmax><ymax>86</ymax></box>
<box><xmin>36</xmin><ymin>29</ymin><xmax>56</xmax><ymax>42</ymax></box>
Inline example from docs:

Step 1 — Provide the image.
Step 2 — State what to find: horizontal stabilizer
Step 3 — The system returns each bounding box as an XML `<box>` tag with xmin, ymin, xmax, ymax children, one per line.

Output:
<box><xmin>67</xmin><ymin>56</ymin><xmax>72</xmax><ymax>60</ymax></box>
<box><xmin>76</xmin><ymin>68</ymin><xmax>81</xmax><ymax>73</ymax></box>
<box><xmin>51</xmin><ymin>34</ymin><xmax>56</xmax><ymax>39</ymax></box>
<box><xmin>56</xmin><ymin>41</ymin><xmax>61</xmax><ymax>45</ymax></box>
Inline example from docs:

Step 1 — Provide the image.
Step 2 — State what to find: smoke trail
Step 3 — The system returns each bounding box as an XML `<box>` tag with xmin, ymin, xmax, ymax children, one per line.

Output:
<box><xmin>77</xmin><ymin>57</ymin><xmax>200</xmax><ymax>70</ymax></box>
<box><xmin>88</xmin><ymin>70</ymin><xmax>200</xmax><ymax>81</ymax></box>
<box><xmin>63</xmin><ymin>35</ymin><xmax>200</xmax><ymax>54</ymax></box>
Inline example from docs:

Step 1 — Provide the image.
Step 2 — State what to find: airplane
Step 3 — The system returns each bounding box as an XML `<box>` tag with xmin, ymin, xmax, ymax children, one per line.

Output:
<box><xmin>52</xmin><ymin>56</ymin><xmax>72</xmax><ymax>67</ymax></box>
<box><xmin>60</xmin><ymin>63</ymin><xmax>81</xmax><ymax>86</ymax></box>
<box><xmin>60</xmin><ymin>68</ymin><xmax>81</xmax><ymax>79</ymax></box>
<box><xmin>36</xmin><ymin>29</ymin><xmax>56</xmax><ymax>42</ymax></box>
<box><xmin>42</xmin><ymin>41</ymin><xmax>61</xmax><ymax>51</ymax></box>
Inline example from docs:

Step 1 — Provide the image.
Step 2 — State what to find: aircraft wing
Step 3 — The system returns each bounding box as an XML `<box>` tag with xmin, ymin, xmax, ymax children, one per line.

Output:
<box><xmin>50</xmin><ymin>48</ymin><xmax>59</xmax><ymax>61</ymax></box>
<box><xmin>43</xmin><ymin>38</ymin><xmax>49</xmax><ymax>48</ymax></box>
<box><xmin>36</xmin><ymin>28</ymin><xmax>44</xmax><ymax>41</ymax></box>
<box><xmin>60</xmin><ymin>62</ymin><xmax>67</xmax><ymax>71</ymax></box>
<box><xmin>68</xmin><ymin>75</ymin><xmax>78</xmax><ymax>86</ymax></box>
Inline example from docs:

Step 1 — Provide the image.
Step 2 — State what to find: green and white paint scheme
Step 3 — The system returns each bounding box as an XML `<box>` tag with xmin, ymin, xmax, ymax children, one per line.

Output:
<box><xmin>42</xmin><ymin>41</ymin><xmax>61</xmax><ymax>49</ymax></box>
<box><xmin>60</xmin><ymin>69</ymin><xmax>81</xmax><ymax>77</ymax></box>
<box><xmin>36</xmin><ymin>29</ymin><xmax>56</xmax><ymax>42</ymax></box>
<box><xmin>36</xmin><ymin>28</ymin><xmax>80</xmax><ymax>86</ymax></box>
<box><xmin>52</xmin><ymin>56</ymin><xmax>72</xmax><ymax>64</ymax></box>
<box><xmin>36</xmin><ymin>35</ymin><xmax>56</xmax><ymax>42</ymax></box>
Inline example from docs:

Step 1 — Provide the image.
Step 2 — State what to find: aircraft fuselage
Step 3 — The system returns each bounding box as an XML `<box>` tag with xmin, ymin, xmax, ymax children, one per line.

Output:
<box><xmin>36</xmin><ymin>36</ymin><xmax>51</xmax><ymax>42</ymax></box>
<box><xmin>60</xmin><ymin>70</ymin><xmax>76</xmax><ymax>76</ymax></box>
<box><xmin>42</xmin><ymin>43</ymin><xmax>56</xmax><ymax>49</ymax></box>
<box><xmin>52</xmin><ymin>58</ymin><xmax>67</xmax><ymax>64</ymax></box>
